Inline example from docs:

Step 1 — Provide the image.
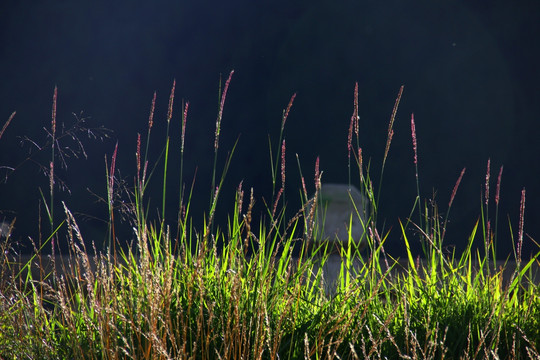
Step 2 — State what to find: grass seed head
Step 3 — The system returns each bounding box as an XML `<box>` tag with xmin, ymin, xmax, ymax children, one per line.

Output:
<box><xmin>485</xmin><ymin>158</ymin><xmax>491</xmax><ymax>206</ymax></box>
<box><xmin>148</xmin><ymin>91</ymin><xmax>156</xmax><ymax>130</ymax></box>
<box><xmin>411</xmin><ymin>113</ymin><xmax>418</xmax><ymax>166</ymax></box>
<box><xmin>495</xmin><ymin>165</ymin><xmax>503</xmax><ymax>206</ymax></box>
<box><xmin>167</xmin><ymin>79</ymin><xmax>176</xmax><ymax>123</ymax></box>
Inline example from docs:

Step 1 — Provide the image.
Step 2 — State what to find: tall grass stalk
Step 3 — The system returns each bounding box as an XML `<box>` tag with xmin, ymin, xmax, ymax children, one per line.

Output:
<box><xmin>211</xmin><ymin>71</ymin><xmax>234</xmax><ymax>208</ymax></box>
<box><xmin>49</xmin><ymin>86</ymin><xmax>57</xmax><ymax>233</ymax></box>
<box><xmin>377</xmin><ymin>85</ymin><xmax>403</xmax><ymax>209</ymax></box>
<box><xmin>161</xmin><ymin>80</ymin><xmax>176</xmax><ymax>228</ymax></box>
<box><xmin>36</xmin><ymin>87</ymin><xmax>58</xmax><ymax>244</ymax></box>
<box><xmin>410</xmin><ymin>113</ymin><xmax>423</xmax><ymax>231</ymax></box>
<box><xmin>494</xmin><ymin>165</ymin><xmax>504</xmax><ymax>260</ymax></box>
<box><xmin>347</xmin><ymin>82</ymin><xmax>360</xmax><ymax>188</ymax></box>
<box><xmin>105</xmin><ymin>141</ymin><xmax>118</xmax><ymax>259</ymax></box>
<box><xmin>177</xmin><ymin>100</ymin><xmax>189</xmax><ymax>242</ymax></box>
<box><xmin>266</xmin><ymin>93</ymin><xmax>295</xmax><ymax>236</ymax></box>
<box><xmin>270</xmin><ymin>93</ymin><xmax>295</xmax><ymax>200</ymax></box>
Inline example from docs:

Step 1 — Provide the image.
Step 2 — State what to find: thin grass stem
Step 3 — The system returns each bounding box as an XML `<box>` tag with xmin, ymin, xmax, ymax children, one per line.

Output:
<box><xmin>49</xmin><ymin>86</ymin><xmax>57</xmax><ymax>234</ymax></box>
<box><xmin>494</xmin><ymin>165</ymin><xmax>503</xmax><ymax>259</ymax></box>
<box><xmin>162</xmin><ymin>79</ymin><xmax>176</xmax><ymax>226</ymax></box>
<box><xmin>377</xmin><ymin>85</ymin><xmax>403</xmax><ymax>213</ymax></box>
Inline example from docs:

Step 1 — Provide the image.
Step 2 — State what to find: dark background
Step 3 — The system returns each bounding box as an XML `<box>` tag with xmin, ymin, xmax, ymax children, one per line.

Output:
<box><xmin>1</xmin><ymin>0</ymin><xmax>539</xmax><ymax>259</ymax></box>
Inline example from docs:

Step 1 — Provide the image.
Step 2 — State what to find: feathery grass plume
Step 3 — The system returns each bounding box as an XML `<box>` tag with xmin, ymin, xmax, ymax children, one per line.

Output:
<box><xmin>134</xmin><ymin>132</ymin><xmax>147</xmax><ymax>236</ymax></box>
<box><xmin>517</xmin><ymin>188</ymin><xmax>526</xmax><ymax>263</ymax></box>
<box><xmin>282</xmin><ymin>92</ymin><xmax>296</xmax><ymax>132</ymax></box>
<box><xmin>493</xmin><ymin>165</ymin><xmax>503</xmax><ymax>255</ymax></box>
<box><xmin>348</xmin><ymin>82</ymin><xmax>359</xmax><ymax>187</ymax></box>
<box><xmin>106</xmin><ymin>141</ymin><xmax>118</xmax><ymax>258</ymax></box>
<box><xmin>485</xmin><ymin>158</ymin><xmax>491</xmax><ymax>206</ymax></box>
<box><xmin>272</xmin><ymin>188</ymin><xmax>283</xmax><ymax>220</ymax></box>
<box><xmin>270</xmin><ymin>138</ymin><xmax>286</xmax><ymax>217</ymax></box>
<box><xmin>442</xmin><ymin>167</ymin><xmax>466</xmax><ymax>240</ymax></box>
<box><xmin>270</xmin><ymin>93</ymin><xmax>296</xmax><ymax>202</ymax></box>
<box><xmin>178</xmin><ymin>100</ymin><xmax>189</xmax><ymax>230</ymax></box>
<box><xmin>48</xmin><ymin>160</ymin><xmax>54</xmax><ymax>213</ymax></box>
<box><xmin>48</xmin><ymin>86</ymin><xmax>58</xmax><ymax>233</ymax></box>
<box><xmin>486</xmin><ymin>218</ymin><xmax>491</xmax><ymax>251</ymax></box>
<box><xmin>495</xmin><ymin>166</ymin><xmax>503</xmax><ymax>207</ymax></box>
<box><xmin>0</xmin><ymin>111</ymin><xmax>15</xmax><ymax>140</ymax></box>
<box><xmin>144</xmin><ymin>91</ymin><xmax>156</xmax><ymax>167</ymax></box>
<box><xmin>148</xmin><ymin>91</ymin><xmax>156</xmax><ymax>129</ymax></box>
<box><xmin>483</xmin><ymin>158</ymin><xmax>492</xmax><ymax>266</ymax></box>
<box><xmin>243</xmin><ymin>186</ymin><xmax>254</xmax><ymax>252</ymax></box>
<box><xmin>271</xmin><ymin>139</ymin><xmax>286</xmax><ymax>220</ymax></box>
<box><xmin>133</xmin><ymin>92</ymin><xmax>156</xmax><ymax>237</ymax></box>
<box><xmin>281</xmin><ymin>139</ymin><xmax>286</xmax><ymax>189</ymax></box>
<box><xmin>236</xmin><ymin>180</ymin><xmax>244</xmax><ymax>219</ymax></box>
<box><xmin>410</xmin><ymin>113</ymin><xmax>422</xmax><ymax>229</ymax></box>
<box><xmin>411</xmin><ymin>114</ymin><xmax>418</xmax><ymax>166</ymax></box>
<box><xmin>348</xmin><ymin>82</ymin><xmax>359</xmax><ymax>160</ymax></box>
<box><xmin>132</xmin><ymin>91</ymin><xmax>156</xmax><ymax>235</ymax></box>
<box><xmin>204</xmin><ymin>139</ymin><xmax>238</xmax><ymax>244</ymax></box>
<box><xmin>167</xmin><ymin>80</ymin><xmax>176</xmax><ymax>124</ymax></box>
<box><xmin>211</xmin><ymin>70</ymin><xmax>234</xmax><ymax>208</ymax></box>
<box><xmin>108</xmin><ymin>143</ymin><xmax>118</xmax><ymax>203</ymax></box>
<box><xmin>354</xmin><ymin>89</ymin><xmax>359</xmax><ymax>138</ymax></box>
<box><xmin>51</xmin><ymin>87</ymin><xmax>57</xmax><ymax>177</ymax></box>
<box><xmin>449</xmin><ymin>167</ymin><xmax>466</xmax><ymax>209</ymax></box>
<box><xmin>136</xmin><ymin>133</ymin><xmax>141</xmax><ymax>185</ymax></box>
<box><xmin>296</xmin><ymin>153</ymin><xmax>309</xmax><ymax>216</ymax></box>
<box><xmin>276</xmin><ymin>94</ymin><xmax>294</xmax><ymax>222</ymax></box>
<box><xmin>181</xmin><ymin>101</ymin><xmax>189</xmax><ymax>154</ymax></box>
<box><xmin>303</xmin><ymin>156</ymin><xmax>321</xmax><ymax>243</ymax></box>
<box><xmin>383</xmin><ymin>85</ymin><xmax>403</xmax><ymax>167</ymax></box>
<box><xmin>51</xmin><ymin>86</ymin><xmax>57</xmax><ymax>140</ymax></box>
<box><xmin>300</xmin><ymin>173</ymin><xmax>308</xmax><ymax>200</ymax></box>
<box><xmin>357</xmin><ymin>147</ymin><xmax>363</xmax><ymax>182</ymax></box>
<box><xmin>376</xmin><ymin>85</ymin><xmax>403</xmax><ymax>211</ymax></box>
<box><xmin>139</xmin><ymin>91</ymin><xmax>156</xmax><ymax>189</ymax></box>
<box><xmin>162</xmin><ymin>79</ymin><xmax>176</xmax><ymax>223</ymax></box>
<box><xmin>214</xmin><ymin>70</ymin><xmax>234</xmax><ymax>152</ymax></box>
<box><xmin>314</xmin><ymin>156</ymin><xmax>321</xmax><ymax>191</ymax></box>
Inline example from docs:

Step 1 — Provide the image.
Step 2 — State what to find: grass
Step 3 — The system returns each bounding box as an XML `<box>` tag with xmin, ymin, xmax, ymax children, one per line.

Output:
<box><xmin>1</xmin><ymin>75</ymin><xmax>539</xmax><ymax>359</ymax></box>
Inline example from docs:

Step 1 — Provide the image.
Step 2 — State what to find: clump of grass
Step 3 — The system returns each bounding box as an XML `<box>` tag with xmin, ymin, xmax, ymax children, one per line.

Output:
<box><xmin>0</xmin><ymin>77</ymin><xmax>539</xmax><ymax>359</ymax></box>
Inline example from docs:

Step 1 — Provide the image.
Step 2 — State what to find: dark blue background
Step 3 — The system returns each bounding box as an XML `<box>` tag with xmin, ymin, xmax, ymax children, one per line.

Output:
<box><xmin>1</xmin><ymin>0</ymin><xmax>539</xmax><ymax>259</ymax></box>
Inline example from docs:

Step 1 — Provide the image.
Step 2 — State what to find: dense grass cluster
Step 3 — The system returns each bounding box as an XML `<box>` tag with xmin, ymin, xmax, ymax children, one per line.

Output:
<box><xmin>1</xmin><ymin>74</ymin><xmax>539</xmax><ymax>359</ymax></box>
